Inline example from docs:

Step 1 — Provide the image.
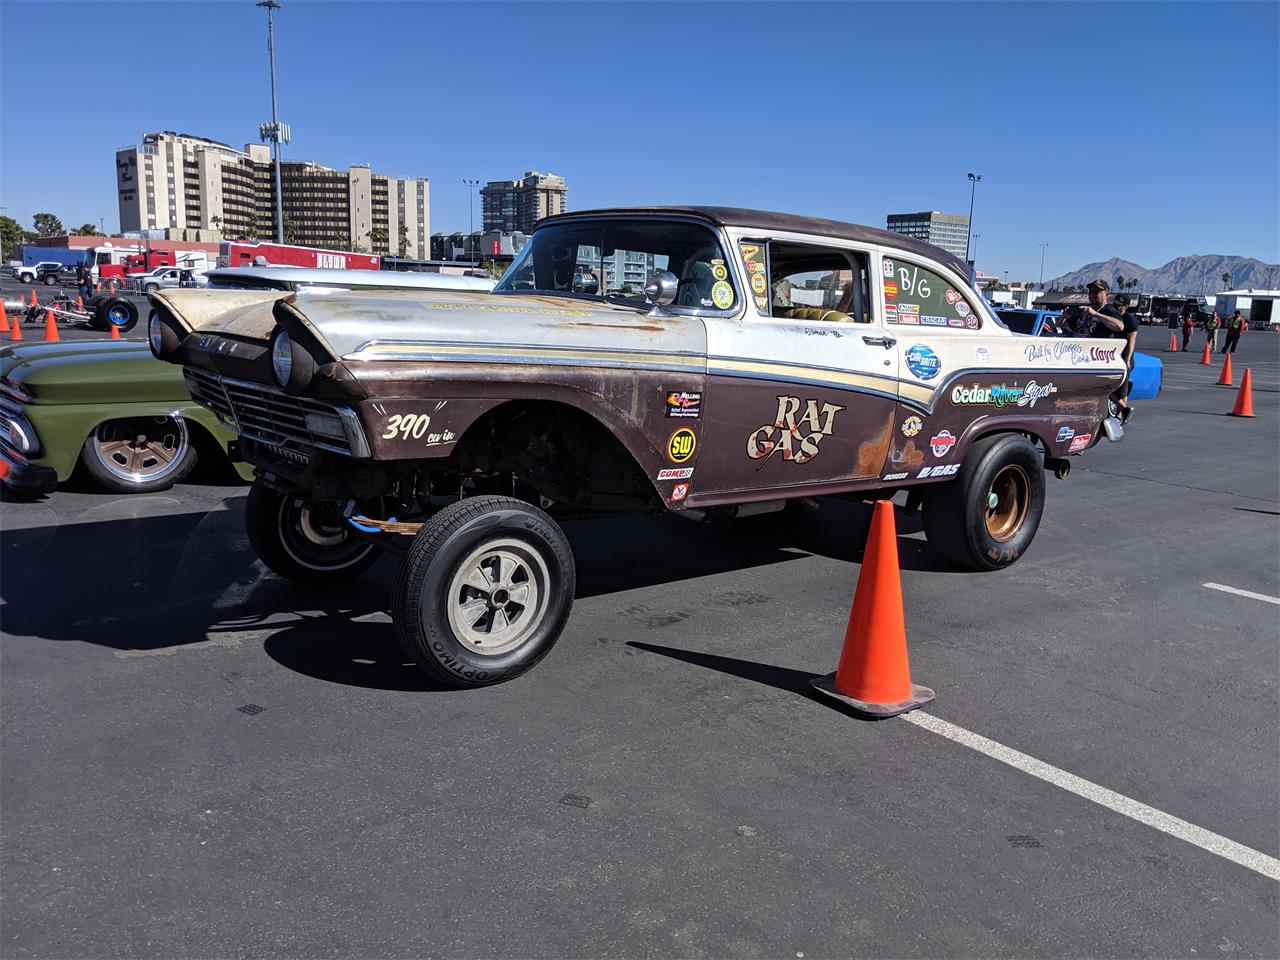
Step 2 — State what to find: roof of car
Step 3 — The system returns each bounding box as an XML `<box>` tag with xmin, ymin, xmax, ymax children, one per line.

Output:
<box><xmin>539</xmin><ymin>205</ymin><xmax>972</xmax><ymax>277</ymax></box>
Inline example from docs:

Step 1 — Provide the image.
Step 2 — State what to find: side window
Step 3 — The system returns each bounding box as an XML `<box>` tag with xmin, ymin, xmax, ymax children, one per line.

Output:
<box><xmin>881</xmin><ymin>256</ymin><xmax>981</xmax><ymax>330</ymax></box>
<box><xmin>739</xmin><ymin>241</ymin><xmax>870</xmax><ymax>323</ymax></box>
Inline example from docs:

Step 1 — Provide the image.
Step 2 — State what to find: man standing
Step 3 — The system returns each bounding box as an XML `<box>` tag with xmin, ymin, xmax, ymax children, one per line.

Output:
<box><xmin>1224</xmin><ymin>310</ymin><xmax>1246</xmax><ymax>354</ymax></box>
<box><xmin>1180</xmin><ymin>308</ymin><xmax>1195</xmax><ymax>351</ymax></box>
<box><xmin>75</xmin><ymin>262</ymin><xmax>92</xmax><ymax>304</ymax></box>
<box><xmin>1063</xmin><ymin>279</ymin><xmax>1134</xmax><ymax>423</ymax></box>
<box><xmin>1205</xmin><ymin>312</ymin><xmax>1221</xmax><ymax>353</ymax></box>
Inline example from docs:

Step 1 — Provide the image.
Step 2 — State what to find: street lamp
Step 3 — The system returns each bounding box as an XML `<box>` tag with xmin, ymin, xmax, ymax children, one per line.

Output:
<box><xmin>462</xmin><ymin>178</ymin><xmax>480</xmax><ymax>260</ymax></box>
<box><xmin>1038</xmin><ymin>241</ymin><xmax>1048</xmax><ymax>289</ymax></box>
<box><xmin>257</xmin><ymin>0</ymin><xmax>290</xmax><ymax>245</ymax></box>
<box><xmin>964</xmin><ymin>172</ymin><xmax>981</xmax><ymax>261</ymax></box>
<box><xmin>970</xmin><ymin>234</ymin><xmax>980</xmax><ymax>264</ymax></box>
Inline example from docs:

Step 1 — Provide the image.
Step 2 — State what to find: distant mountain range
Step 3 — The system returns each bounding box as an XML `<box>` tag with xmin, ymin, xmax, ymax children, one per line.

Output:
<box><xmin>1046</xmin><ymin>255</ymin><xmax>1278</xmax><ymax>296</ymax></box>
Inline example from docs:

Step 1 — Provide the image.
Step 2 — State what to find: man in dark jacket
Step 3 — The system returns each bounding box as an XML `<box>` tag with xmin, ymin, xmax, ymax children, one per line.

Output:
<box><xmin>1063</xmin><ymin>279</ymin><xmax>1134</xmax><ymax>423</ymax></box>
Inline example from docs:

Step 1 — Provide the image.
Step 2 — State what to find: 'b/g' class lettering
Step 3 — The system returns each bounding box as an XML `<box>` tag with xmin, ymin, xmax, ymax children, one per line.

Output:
<box><xmin>746</xmin><ymin>395</ymin><xmax>845</xmax><ymax>464</ymax></box>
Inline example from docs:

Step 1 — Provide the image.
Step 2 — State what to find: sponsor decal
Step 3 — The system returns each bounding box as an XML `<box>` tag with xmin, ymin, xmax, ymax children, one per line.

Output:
<box><xmin>667</xmin><ymin>427</ymin><xmax>697</xmax><ymax>463</ymax></box>
<box><xmin>745</xmin><ymin>259</ymin><xmax>759</xmax><ymax>273</ymax></box>
<box><xmin>945</xmin><ymin>289</ymin><xmax>961</xmax><ymax>305</ymax></box>
<box><xmin>929</xmin><ymin>430</ymin><xmax>957</xmax><ymax>457</ymax></box>
<box><xmin>883</xmin><ymin>472</ymin><xmax>909</xmax><ymax>482</ymax></box>
<box><xmin>947</xmin><ymin>317</ymin><xmax>967</xmax><ymax>328</ymax></box>
<box><xmin>917</xmin><ymin>463</ymin><xmax>960</xmax><ymax>478</ymax></box>
<box><xmin>975</xmin><ymin>346</ymin><xmax>990</xmax><ymax>364</ymax></box>
<box><xmin>671</xmin><ymin>483</ymin><xmax>689</xmax><ymax>502</ymax></box>
<box><xmin>951</xmin><ymin>383</ymin><xmax>1024</xmax><ymax>408</ymax></box>
<box><xmin>882</xmin><ymin>259</ymin><xmax>894</xmax><ymax>277</ymax></box>
<box><xmin>746</xmin><ymin>395</ymin><xmax>844</xmax><ymax>465</ymax></box>
<box><xmin>921</xmin><ymin>315</ymin><xmax>948</xmax><ymax>326</ymax></box>
<box><xmin>1068</xmin><ymin>434</ymin><xmax>1092</xmax><ymax>453</ymax></box>
<box><xmin>954</xmin><ymin>301</ymin><xmax>969</xmax><ymax>317</ymax></box>
<box><xmin>711</xmin><ymin>280</ymin><xmax>735</xmax><ymax>310</ymax></box>
<box><xmin>1056</xmin><ymin>426</ymin><xmax>1075</xmax><ymax>442</ymax></box>
<box><xmin>897</xmin><ymin>303</ymin><xmax>919</xmax><ymax>314</ymax></box>
<box><xmin>883</xmin><ymin>280</ymin><xmax>898</xmax><ymax>299</ymax></box>
<box><xmin>896</xmin><ymin>314</ymin><xmax>920</xmax><ymax>325</ymax></box>
<box><xmin>905</xmin><ymin>344</ymin><xmax>942</xmax><ymax>381</ymax></box>
<box><xmin>657</xmin><ymin>467</ymin><xmax>693</xmax><ymax>481</ymax></box>
<box><xmin>900</xmin><ymin>415</ymin><xmax>923</xmax><ymax>437</ymax></box>
<box><xmin>750</xmin><ymin>272</ymin><xmax>767</xmax><ymax>295</ymax></box>
<box><xmin>665</xmin><ymin>390</ymin><xmax>702</xmax><ymax>418</ymax></box>
<box><xmin>965</xmin><ymin>315</ymin><xmax>980</xmax><ymax>329</ymax></box>
<box><xmin>711</xmin><ymin>261</ymin><xmax>728</xmax><ymax>281</ymax></box>
<box><xmin>1024</xmin><ymin>341</ymin><xmax>1120</xmax><ymax>365</ymax></box>
<box><xmin>1016</xmin><ymin>380</ymin><xmax>1058</xmax><ymax>408</ymax></box>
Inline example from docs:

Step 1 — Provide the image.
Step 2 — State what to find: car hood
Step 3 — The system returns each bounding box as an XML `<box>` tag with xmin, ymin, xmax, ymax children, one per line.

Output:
<box><xmin>161</xmin><ymin>288</ymin><xmax>709</xmax><ymax>367</ymax></box>
<box><xmin>0</xmin><ymin>339</ymin><xmax>188</xmax><ymax>404</ymax></box>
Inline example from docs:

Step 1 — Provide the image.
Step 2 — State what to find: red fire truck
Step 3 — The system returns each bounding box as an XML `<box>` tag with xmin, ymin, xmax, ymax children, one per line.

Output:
<box><xmin>219</xmin><ymin>241</ymin><xmax>380</xmax><ymax>271</ymax></box>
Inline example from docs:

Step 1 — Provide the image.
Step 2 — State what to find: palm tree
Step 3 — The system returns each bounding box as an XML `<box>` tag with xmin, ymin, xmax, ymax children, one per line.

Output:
<box><xmin>1116</xmin><ymin>274</ymin><xmax>1126</xmax><ymax>291</ymax></box>
<box><xmin>1221</xmin><ymin>271</ymin><xmax>1232</xmax><ymax>290</ymax></box>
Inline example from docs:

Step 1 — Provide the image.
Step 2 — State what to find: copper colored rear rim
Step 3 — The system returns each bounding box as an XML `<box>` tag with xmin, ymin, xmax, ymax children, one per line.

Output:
<box><xmin>985</xmin><ymin>464</ymin><xmax>1030</xmax><ymax>542</ymax></box>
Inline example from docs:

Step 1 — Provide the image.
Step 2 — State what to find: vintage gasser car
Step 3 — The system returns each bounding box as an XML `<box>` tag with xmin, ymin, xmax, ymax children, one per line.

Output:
<box><xmin>148</xmin><ymin>207</ymin><xmax>1126</xmax><ymax>687</ymax></box>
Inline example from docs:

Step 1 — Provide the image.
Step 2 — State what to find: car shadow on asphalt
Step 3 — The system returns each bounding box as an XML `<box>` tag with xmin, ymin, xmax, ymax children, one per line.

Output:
<box><xmin>0</xmin><ymin>496</ymin><xmax>954</xmax><ymax>692</ymax></box>
<box><xmin>624</xmin><ymin>640</ymin><xmax>882</xmax><ymax>722</ymax></box>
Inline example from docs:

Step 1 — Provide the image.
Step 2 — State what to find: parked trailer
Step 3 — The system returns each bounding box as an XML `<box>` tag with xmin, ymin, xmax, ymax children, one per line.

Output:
<box><xmin>219</xmin><ymin>240</ymin><xmax>380</xmax><ymax>271</ymax></box>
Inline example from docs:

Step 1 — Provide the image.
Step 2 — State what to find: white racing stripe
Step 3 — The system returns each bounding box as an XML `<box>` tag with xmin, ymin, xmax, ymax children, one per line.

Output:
<box><xmin>902</xmin><ymin>711</ymin><xmax>1280</xmax><ymax>882</ymax></box>
<box><xmin>1202</xmin><ymin>582</ymin><xmax>1280</xmax><ymax>605</ymax></box>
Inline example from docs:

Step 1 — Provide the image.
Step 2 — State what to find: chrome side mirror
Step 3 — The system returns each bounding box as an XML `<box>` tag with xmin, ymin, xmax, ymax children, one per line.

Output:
<box><xmin>643</xmin><ymin>270</ymin><xmax>678</xmax><ymax>315</ymax></box>
<box><xmin>571</xmin><ymin>271</ymin><xmax>599</xmax><ymax>294</ymax></box>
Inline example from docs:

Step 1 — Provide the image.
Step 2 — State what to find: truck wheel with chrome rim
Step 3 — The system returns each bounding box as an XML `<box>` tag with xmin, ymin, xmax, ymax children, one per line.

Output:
<box><xmin>79</xmin><ymin>415</ymin><xmax>198</xmax><ymax>493</ymax></box>
<box><xmin>393</xmin><ymin>495</ymin><xmax>575</xmax><ymax>688</ymax></box>
<box><xmin>921</xmin><ymin>433</ymin><xmax>1045</xmax><ymax>571</ymax></box>
<box><xmin>245</xmin><ymin>480</ymin><xmax>380</xmax><ymax>583</ymax></box>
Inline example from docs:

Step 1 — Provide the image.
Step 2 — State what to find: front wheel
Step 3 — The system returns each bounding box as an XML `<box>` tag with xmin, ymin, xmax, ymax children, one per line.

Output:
<box><xmin>79</xmin><ymin>416</ymin><xmax>198</xmax><ymax>493</ymax></box>
<box><xmin>393</xmin><ymin>496</ymin><xmax>576</xmax><ymax>688</ymax></box>
<box><xmin>92</xmin><ymin>295</ymin><xmax>139</xmax><ymax>332</ymax></box>
<box><xmin>922</xmin><ymin>433</ymin><xmax>1045</xmax><ymax>571</ymax></box>
<box><xmin>245</xmin><ymin>480</ymin><xmax>380</xmax><ymax>583</ymax></box>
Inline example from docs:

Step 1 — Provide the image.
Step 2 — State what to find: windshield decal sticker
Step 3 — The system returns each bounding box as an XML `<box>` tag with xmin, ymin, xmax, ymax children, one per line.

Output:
<box><xmin>711</xmin><ymin>280</ymin><xmax>735</xmax><ymax>310</ymax></box>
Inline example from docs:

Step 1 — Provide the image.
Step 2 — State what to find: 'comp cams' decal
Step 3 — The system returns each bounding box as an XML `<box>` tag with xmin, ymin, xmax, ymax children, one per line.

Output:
<box><xmin>904</xmin><ymin>344</ymin><xmax>941</xmax><ymax>381</ymax></box>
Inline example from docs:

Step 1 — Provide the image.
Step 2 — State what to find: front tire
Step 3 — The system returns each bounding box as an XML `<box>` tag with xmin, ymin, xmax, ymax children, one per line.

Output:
<box><xmin>92</xmin><ymin>295</ymin><xmax>138</xmax><ymax>332</ymax></box>
<box><xmin>922</xmin><ymin>433</ymin><xmax>1045</xmax><ymax>571</ymax></box>
<box><xmin>393</xmin><ymin>496</ymin><xmax>575</xmax><ymax>688</ymax></box>
<box><xmin>245</xmin><ymin>480</ymin><xmax>380</xmax><ymax>583</ymax></box>
<box><xmin>79</xmin><ymin>416</ymin><xmax>198</xmax><ymax>493</ymax></box>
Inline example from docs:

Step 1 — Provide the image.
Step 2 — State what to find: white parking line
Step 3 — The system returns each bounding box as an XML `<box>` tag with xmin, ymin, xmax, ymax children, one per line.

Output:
<box><xmin>902</xmin><ymin>711</ymin><xmax>1280</xmax><ymax>882</ymax></box>
<box><xmin>1202</xmin><ymin>582</ymin><xmax>1280</xmax><ymax>605</ymax></box>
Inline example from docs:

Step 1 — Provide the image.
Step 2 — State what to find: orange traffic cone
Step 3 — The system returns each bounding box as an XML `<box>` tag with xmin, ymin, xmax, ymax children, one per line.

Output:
<box><xmin>43</xmin><ymin>309</ymin><xmax>59</xmax><ymax>343</ymax></box>
<box><xmin>109</xmin><ymin>321</ymin><xmax>121</xmax><ymax>340</ymax></box>
<box><xmin>1228</xmin><ymin>369</ymin><xmax>1255</xmax><ymax>417</ymax></box>
<box><xmin>810</xmin><ymin>500</ymin><xmax>935</xmax><ymax>717</ymax></box>
<box><xmin>9</xmin><ymin>313</ymin><xmax>22</xmax><ymax>342</ymax></box>
<box><xmin>1199</xmin><ymin>343</ymin><xmax>1211</xmax><ymax>365</ymax></box>
<box><xmin>1216</xmin><ymin>352</ymin><xmax>1233</xmax><ymax>386</ymax></box>
<box><xmin>75</xmin><ymin>295</ymin><xmax>84</xmax><ymax>310</ymax></box>
<box><xmin>95</xmin><ymin>281</ymin><xmax>102</xmax><ymax>292</ymax></box>
<box><xmin>28</xmin><ymin>289</ymin><xmax>38</xmax><ymax>306</ymax></box>
<box><xmin>1168</xmin><ymin>332</ymin><xmax>1177</xmax><ymax>352</ymax></box>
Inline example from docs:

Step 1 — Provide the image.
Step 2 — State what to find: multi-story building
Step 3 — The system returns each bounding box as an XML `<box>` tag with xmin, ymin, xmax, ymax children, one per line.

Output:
<box><xmin>885</xmin><ymin>211</ymin><xmax>970</xmax><ymax>260</ymax></box>
<box><xmin>115</xmin><ymin>131</ymin><xmax>430</xmax><ymax>258</ymax></box>
<box><xmin>480</xmin><ymin>171</ymin><xmax>567</xmax><ymax>233</ymax></box>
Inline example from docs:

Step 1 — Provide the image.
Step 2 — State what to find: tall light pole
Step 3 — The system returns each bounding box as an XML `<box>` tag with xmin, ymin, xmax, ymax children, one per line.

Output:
<box><xmin>462</xmin><ymin>178</ymin><xmax>480</xmax><ymax>260</ymax></box>
<box><xmin>970</xmin><ymin>234</ymin><xmax>980</xmax><ymax>265</ymax></box>
<box><xmin>1038</xmin><ymin>241</ymin><xmax>1048</xmax><ymax>289</ymax></box>
<box><xmin>964</xmin><ymin>172</ymin><xmax>981</xmax><ymax>262</ymax></box>
<box><xmin>257</xmin><ymin>0</ymin><xmax>289</xmax><ymax>244</ymax></box>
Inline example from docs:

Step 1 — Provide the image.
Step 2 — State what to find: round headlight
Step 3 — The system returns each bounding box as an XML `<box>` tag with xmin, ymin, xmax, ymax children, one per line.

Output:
<box><xmin>271</xmin><ymin>329</ymin><xmax>293</xmax><ymax>387</ymax></box>
<box><xmin>147</xmin><ymin>311</ymin><xmax>164</xmax><ymax>357</ymax></box>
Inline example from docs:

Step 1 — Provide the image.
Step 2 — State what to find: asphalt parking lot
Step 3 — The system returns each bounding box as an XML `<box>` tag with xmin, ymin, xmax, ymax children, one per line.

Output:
<box><xmin>2</xmin><ymin>314</ymin><xmax>1277</xmax><ymax>957</ymax></box>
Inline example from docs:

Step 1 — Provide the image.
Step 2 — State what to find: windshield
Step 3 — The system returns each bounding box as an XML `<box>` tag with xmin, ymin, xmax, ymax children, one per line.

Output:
<box><xmin>493</xmin><ymin>218</ymin><xmax>739</xmax><ymax>312</ymax></box>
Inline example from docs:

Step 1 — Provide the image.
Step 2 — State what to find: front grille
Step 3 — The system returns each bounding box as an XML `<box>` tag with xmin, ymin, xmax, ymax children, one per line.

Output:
<box><xmin>183</xmin><ymin>367</ymin><xmax>365</xmax><ymax>459</ymax></box>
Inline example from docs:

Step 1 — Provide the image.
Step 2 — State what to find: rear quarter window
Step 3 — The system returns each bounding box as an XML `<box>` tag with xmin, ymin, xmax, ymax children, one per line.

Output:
<box><xmin>881</xmin><ymin>257</ymin><xmax>981</xmax><ymax>331</ymax></box>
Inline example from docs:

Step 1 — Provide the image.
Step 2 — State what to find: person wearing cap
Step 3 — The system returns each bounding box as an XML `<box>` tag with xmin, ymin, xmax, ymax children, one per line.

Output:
<box><xmin>1204</xmin><ymin>312</ymin><xmax>1221</xmax><ymax>353</ymax></box>
<box><xmin>1224</xmin><ymin>309</ymin><xmax>1246</xmax><ymax>354</ymax></box>
<box><xmin>1062</xmin><ymin>279</ymin><xmax>1134</xmax><ymax>422</ymax></box>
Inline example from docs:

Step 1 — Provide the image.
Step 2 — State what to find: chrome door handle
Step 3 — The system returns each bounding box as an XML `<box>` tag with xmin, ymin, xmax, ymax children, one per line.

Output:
<box><xmin>862</xmin><ymin>335</ymin><xmax>897</xmax><ymax>349</ymax></box>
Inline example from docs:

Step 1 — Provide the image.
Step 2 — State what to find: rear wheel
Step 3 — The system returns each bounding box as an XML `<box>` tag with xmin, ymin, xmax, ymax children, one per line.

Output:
<box><xmin>922</xmin><ymin>433</ymin><xmax>1045</xmax><ymax>570</ymax></box>
<box><xmin>393</xmin><ymin>496</ymin><xmax>575</xmax><ymax>688</ymax></box>
<box><xmin>80</xmin><ymin>415</ymin><xmax>198</xmax><ymax>493</ymax></box>
<box><xmin>143</xmin><ymin>283</ymin><xmax>159</xmax><ymax>294</ymax></box>
<box><xmin>245</xmin><ymin>480</ymin><xmax>380</xmax><ymax>583</ymax></box>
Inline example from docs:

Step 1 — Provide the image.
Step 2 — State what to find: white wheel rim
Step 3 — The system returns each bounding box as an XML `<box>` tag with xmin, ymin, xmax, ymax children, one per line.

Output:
<box><xmin>445</xmin><ymin>538</ymin><xmax>551</xmax><ymax>656</ymax></box>
<box><xmin>90</xmin><ymin>417</ymin><xmax>189</xmax><ymax>484</ymax></box>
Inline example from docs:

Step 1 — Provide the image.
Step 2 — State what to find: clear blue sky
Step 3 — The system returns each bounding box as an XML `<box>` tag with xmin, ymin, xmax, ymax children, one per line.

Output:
<box><xmin>2</xmin><ymin>0</ymin><xmax>1276</xmax><ymax>279</ymax></box>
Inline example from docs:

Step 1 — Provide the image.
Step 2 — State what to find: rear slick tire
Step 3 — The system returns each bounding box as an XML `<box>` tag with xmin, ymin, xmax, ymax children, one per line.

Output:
<box><xmin>393</xmin><ymin>496</ymin><xmax>575</xmax><ymax>688</ymax></box>
<box><xmin>922</xmin><ymin>433</ymin><xmax>1045</xmax><ymax>571</ymax></box>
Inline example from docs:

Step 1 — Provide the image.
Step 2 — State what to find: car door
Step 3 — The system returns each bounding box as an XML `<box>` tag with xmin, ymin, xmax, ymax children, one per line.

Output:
<box><xmin>696</xmin><ymin>237</ymin><xmax>901</xmax><ymax>496</ymax></box>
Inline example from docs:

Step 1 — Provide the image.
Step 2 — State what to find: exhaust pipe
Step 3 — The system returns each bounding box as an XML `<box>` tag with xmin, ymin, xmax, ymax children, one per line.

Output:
<box><xmin>1045</xmin><ymin>457</ymin><xmax>1071</xmax><ymax>480</ymax></box>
